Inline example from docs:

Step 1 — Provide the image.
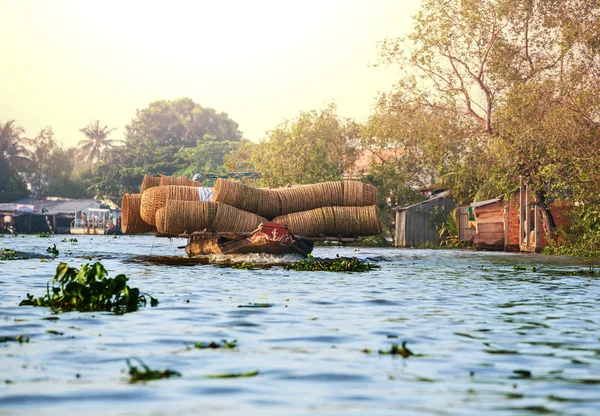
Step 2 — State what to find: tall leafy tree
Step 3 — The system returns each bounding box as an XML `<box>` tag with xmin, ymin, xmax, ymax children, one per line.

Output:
<box><xmin>375</xmin><ymin>0</ymin><xmax>600</xmax><ymax>242</ymax></box>
<box><xmin>0</xmin><ymin>119</ymin><xmax>30</xmax><ymax>201</ymax></box>
<box><xmin>245</xmin><ymin>104</ymin><xmax>359</xmax><ymax>187</ymax></box>
<box><xmin>78</xmin><ymin>120</ymin><xmax>116</xmax><ymax>163</ymax></box>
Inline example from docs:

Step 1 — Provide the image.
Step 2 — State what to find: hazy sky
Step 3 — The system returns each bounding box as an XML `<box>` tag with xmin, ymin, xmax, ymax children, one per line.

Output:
<box><xmin>1</xmin><ymin>0</ymin><xmax>421</xmax><ymax>147</ymax></box>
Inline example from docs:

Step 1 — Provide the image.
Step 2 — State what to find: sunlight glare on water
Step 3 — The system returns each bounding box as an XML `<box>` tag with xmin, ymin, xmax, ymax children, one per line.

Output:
<box><xmin>1</xmin><ymin>234</ymin><xmax>599</xmax><ymax>415</ymax></box>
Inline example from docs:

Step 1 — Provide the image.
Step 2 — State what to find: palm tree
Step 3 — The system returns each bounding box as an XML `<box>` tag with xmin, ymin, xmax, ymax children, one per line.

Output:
<box><xmin>78</xmin><ymin>120</ymin><xmax>116</xmax><ymax>163</ymax></box>
<box><xmin>0</xmin><ymin>119</ymin><xmax>32</xmax><ymax>172</ymax></box>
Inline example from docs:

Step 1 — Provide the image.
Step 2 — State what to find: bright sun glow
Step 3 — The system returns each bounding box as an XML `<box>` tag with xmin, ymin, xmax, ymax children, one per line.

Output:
<box><xmin>0</xmin><ymin>0</ymin><xmax>420</xmax><ymax>144</ymax></box>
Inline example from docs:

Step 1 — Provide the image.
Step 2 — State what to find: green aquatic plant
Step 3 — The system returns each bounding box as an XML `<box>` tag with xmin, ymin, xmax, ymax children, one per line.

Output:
<box><xmin>378</xmin><ymin>341</ymin><xmax>414</xmax><ymax>358</ymax></box>
<box><xmin>231</xmin><ymin>262</ymin><xmax>255</xmax><ymax>270</ymax></box>
<box><xmin>38</xmin><ymin>232</ymin><xmax>52</xmax><ymax>238</ymax></box>
<box><xmin>46</xmin><ymin>244</ymin><xmax>59</xmax><ymax>258</ymax></box>
<box><xmin>513</xmin><ymin>265</ymin><xmax>537</xmax><ymax>272</ymax></box>
<box><xmin>238</xmin><ymin>303</ymin><xmax>274</xmax><ymax>308</ymax></box>
<box><xmin>193</xmin><ymin>339</ymin><xmax>238</xmax><ymax>349</ymax></box>
<box><xmin>126</xmin><ymin>358</ymin><xmax>181</xmax><ymax>383</ymax></box>
<box><xmin>1</xmin><ymin>248</ymin><xmax>26</xmax><ymax>260</ymax></box>
<box><xmin>286</xmin><ymin>254</ymin><xmax>373</xmax><ymax>272</ymax></box>
<box><xmin>0</xmin><ymin>334</ymin><xmax>30</xmax><ymax>343</ymax></box>
<box><xmin>204</xmin><ymin>370</ymin><xmax>259</xmax><ymax>379</ymax></box>
<box><xmin>19</xmin><ymin>261</ymin><xmax>158</xmax><ymax>313</ymax></box>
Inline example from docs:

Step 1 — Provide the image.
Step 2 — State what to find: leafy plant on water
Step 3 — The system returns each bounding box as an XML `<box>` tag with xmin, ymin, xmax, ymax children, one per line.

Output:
<box><xmin>192</xmin><ymin>339</ymin><xmax>238</xmax><ymax>350</ymax></box>
<box><xmin>38</xmin><ymin>232</ymin><xmax>52</xmax><ymax>238</ymax></box>
<box><xmin>126</xmin><ymin>358</ymin><xmax>180</xmax><ymax>383</ymax></box>
<box><xmin>0</xmin><ymin>334</ymin><xmax>30</xmax><ymax>343</ymax></box>
<box><xmin>285</xmin><ymin>254</ymin><xmax>373</xmax><ymax>272</ymax></box>
<box><xmin>231</xmin><ymin>262</ymin><xmax>255</xmax><ymax>270</ymax></box>
<box><xmin>1</xmin><ymin>248</ymin><xmax>27</xmax><ymax>261</ymax></box>
<box><xmin>19</xmin><ymin>261</ymin><xmax>158</xmax><ymax>313</ymax></box>
<box><xmin>46</xmin><ymin>244</ymin><xmax>59</xmax><ymax>258</ymax></box>
<box><xmin>513</xmin><ymin>265</ymin><xmax>537</xmax><ymax>272</ymax></box>
<box><xmin>378</xmin><ymin>341</ymin><xmax>414</xmax><ymax>358</ymax></box>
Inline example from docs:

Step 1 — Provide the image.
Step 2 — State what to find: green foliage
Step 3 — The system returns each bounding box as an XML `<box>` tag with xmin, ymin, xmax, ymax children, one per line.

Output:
<box><xmin>0</xmin><ymin>119</ymin><xmax>30</xmax><ymax>201</ymax></box>
<box><xmin>230</xmin><ymin>262</ymin><xmax>255</xmax><ymax>270</ymax></box>
<box><xmin>46</xmin><ymin>244</ymin><xmax>59</xmax><ymax>257</ymax></box>
<box><xmin>1</xmin><ymin>248</ymin><xmax>24</xmax><ymax>260</ymax></box>
<box><xmin>77</xmin><ymin>120</ymin><xmax>116</xmax><ymax>164</ymax></box>
<box><xmin>19</xmin><ymin>262</ymin><xmax>158</xmax><ymax>313</ymax></box>
<box><xmin>193</xmin><ymin>339</ymin><xmax>238</xmax><ymax>349</ymax></box>
<box><xmin>285</xmin><ymin>254</ymin><xmax>373</xmax><ymax>272</ymax></box>
<box><xmin>543</xmin><ymin>205</ymin><xmax>600</xmax><ymax>257</ymax></box>
<box><xmin>0</xmin><ymin>334</ymin><xmax>29</xmax><ymax>343</ymax></box>
<box><xmin>86</xmin><ymin>98</ymin><xmax>243</xmax><ymax>198</ymax></box>
<box><xmin>238</xmin><ymin>104</ymin><xmax>359</xmax><ymax>187</ymax></box>
<box><xmin>378</xmin><ymin>341</ymin><xmax>414</xmax><ymax>358</ymax></box>
<box><xmin>126</xmin><ymin>358</ymin><xmax>181</xmax><ymax>383</ymax></box>
<box><xmin>438</xmin><ymin>209</ymin><xmax>461</xmax><ymax>247</ymax></box>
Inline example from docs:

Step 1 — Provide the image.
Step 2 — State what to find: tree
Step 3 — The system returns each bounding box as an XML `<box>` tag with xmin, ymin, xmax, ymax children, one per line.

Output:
<box><xmin>125</xmin><ymin>97</ymin><xmax>242</xmax><ymax>148</ymax></box>
<box><xmin>0</xmin><ymin>119</ymin><xmax>30</xmax><ymax>201</ymax></box>
<box><xmin>26</xmin><ymin>127</ymin><xmax>58</xmax><ymax>197</ymax></box>
<box><xmin>376</xmin><ymin>0</ymin><xmax>600</xmax><ymax>243</ymax></box>
<box><xmin>247</xmin><ymin>104</ymin><xmax>359</xmax><ymax>187</ymax></box>
<box><xmin>78</xmin><ymin>120</ymin><xmax>116</xmax><ymax>163</ymax></box>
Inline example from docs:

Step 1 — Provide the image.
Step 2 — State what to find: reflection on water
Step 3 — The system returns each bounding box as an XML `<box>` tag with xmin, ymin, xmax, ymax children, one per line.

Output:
<box><xmin>1</xmin><ymin>235</ymin><xmax>599</xmax><ymax>415</ymax></box>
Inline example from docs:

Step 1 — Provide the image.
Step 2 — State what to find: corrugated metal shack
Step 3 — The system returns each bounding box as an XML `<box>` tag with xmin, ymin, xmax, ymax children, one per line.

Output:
<box><xmin>394</xmin><ymin>192</ymin><xmax>456</xmax><ymax>247</ymax></box>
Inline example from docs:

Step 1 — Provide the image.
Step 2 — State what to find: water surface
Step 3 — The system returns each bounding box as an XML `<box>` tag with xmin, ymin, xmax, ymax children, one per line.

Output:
<box><xmin>1</xmin><ymin>235</ymin><xmax>599</xmax><ymax>415</ymax></box>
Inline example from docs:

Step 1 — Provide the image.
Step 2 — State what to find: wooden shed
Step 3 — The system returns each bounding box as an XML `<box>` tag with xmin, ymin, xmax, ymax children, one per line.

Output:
<box><xmin>394</xmin><ymin>192</ymin><xmax>456</xmax><ymax>247</ymax></box>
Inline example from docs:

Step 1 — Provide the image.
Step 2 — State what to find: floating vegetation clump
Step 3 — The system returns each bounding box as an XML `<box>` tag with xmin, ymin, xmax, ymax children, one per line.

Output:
<box><xmin>378</xmin><ymin>341</ymin><xmax>414</xmax><ymax>358</ymax></box>
<box><xmin>38</xmin><ymin>232</ymin><xmax>52</xmax><ymax>238</ymax></box>
<box><xmin>193</xmin><ymin>339</ymin><xmax>238</xmax><ymax>349</ymax></box>
<box><xmin>126</xmin><ymin>358</ymin><xmax>181</xmax><ymax>383</ymax></box>
<box><xmin>231</xmin><ymin>262</ymin><xmax>255</xmax><ymax>270</ymax></box>
<box><xmin>46</xmin><ymin>244</ymin><xmax>59</xmax><ymax>258</ymax></box>
<box><xmin>238</xmin><ymin>303</ymin><xmax>273</xmax><ymax>308</ymax></box>
<box><xmin>19</xmin><ymin>262</ymin><xmax>158</xmax><ymax>313</ymax></box>
<box><xmin>0</xmin><ymin>335</ymin><xmax>30</xmax><ymax>343</ymax></box>
<box><xmin>285</xmin><ymin>254</ymin><xmax>373</xmax><ymax>272</ymax></box>
<box><xmin>513</xmin><ymin>265</ymin><xmax>537</xmax><ymax>272</ymax></box>
<box><xmin>205</xmin><ymin>370</ymin><xmax>259</xmax><ymax>379</ymax></box>
<box><xmin>1</xmin><ymin>248</ymin><xmax>26</xmax><ymax>261</ymax></box>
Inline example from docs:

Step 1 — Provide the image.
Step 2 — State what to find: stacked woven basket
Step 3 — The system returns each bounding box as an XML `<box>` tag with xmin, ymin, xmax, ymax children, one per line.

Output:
<box><xmin>122</xmin><ymin>175</ymin><xmax>382</xmax><ymax>237</ymax></box>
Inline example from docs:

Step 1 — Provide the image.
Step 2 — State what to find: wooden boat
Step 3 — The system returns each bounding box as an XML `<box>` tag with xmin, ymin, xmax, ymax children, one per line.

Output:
<box><xmin>184</xmin><ymin>222</ymin><xmax>362</xmax><ymax>257</ymax></box>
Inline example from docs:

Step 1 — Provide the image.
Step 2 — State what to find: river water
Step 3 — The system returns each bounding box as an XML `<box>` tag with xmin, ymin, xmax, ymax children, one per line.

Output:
<box><xmin>1</xmin><ymin>234</ymin><xmax>599</xmax><ymax>415</ymax></box>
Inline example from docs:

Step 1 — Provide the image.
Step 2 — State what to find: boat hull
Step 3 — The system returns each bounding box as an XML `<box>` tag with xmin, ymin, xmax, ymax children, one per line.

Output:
<box><xmin>185</xmin><ymin>222</ymin><xmax>314</xmax><ymax>257</ymax></box>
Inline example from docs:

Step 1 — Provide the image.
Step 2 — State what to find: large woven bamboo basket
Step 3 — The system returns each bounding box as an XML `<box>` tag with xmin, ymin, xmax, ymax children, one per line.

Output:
<box><xmin>213</xmin><ymin>179</ymin><xmax>261</xmax><ymax>214</ymax></box>
<box><xmin>273</xmin><ymin>205</ymin><xmax>381</xmax><ymax>237</ymax></box>
<box><xmin>257</xmin><ymin>190</ymin><xmax>282</xmax><ymax>219</ymax></box>
<box><xmin>211</xmin><ymin>203</ymin><xmax>266</xmax><ymax>233</ymax></box>
<box><xmin>159</xmin><ymin>175</ymin><xmax>203</xmax><ymax>187</ymax></box>
<box><xmin>140</xmin><ymin>175</ymin><xmax>161</xmax><ymax>192</ymax></box>
<box><xmin>140</xmin><ymin>185</ymin><xmax>207</xmax><ymax>226</ymax></box>
<box><xmin>158</xmin><ymin>200</ymin><xmax>217</xmax><ymax>235</ymax></box>
<box><xmin>122</xmin><ymin>193</ymin><xmax>156</xmax><ymax>234</ymax></box>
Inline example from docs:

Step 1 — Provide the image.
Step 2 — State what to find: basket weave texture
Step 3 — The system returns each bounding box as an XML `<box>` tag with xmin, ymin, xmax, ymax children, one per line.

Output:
<box><xmin>273</xmin><ymin>205</ymin><xmax>382</xmax><ymax>237</ymax></box>
<box><xmin>159</xmin><ymin>175</ymin><xmax>203</xmax><ymax>187</ymax></box>
<box><xmin>157</xmin><ymin>200</ymin><xmax>217</xmax><ymax>234</ymax></box>
<box><xmin>213</xmin><ymin>179</ymin><xmax>379</xmax><ymax>218</ymax></box>
<box><xmin>140</xmin><ymin>175</ymin><xmax>161</xmax><ymax>193</ymax></box>
<box><xmin>157</xmin><ymin>200</ymin><xmax>266</xmax><ymax>234</ymax></box>
<box><xmin>122</xmin><ymin>193</ymin><xmax>156</xmax><ymax>234</ymax></box>
<box><xmin>140</xmin><ymin>185</ymin><xmax>207</xmax><ymax>226</ymax></box>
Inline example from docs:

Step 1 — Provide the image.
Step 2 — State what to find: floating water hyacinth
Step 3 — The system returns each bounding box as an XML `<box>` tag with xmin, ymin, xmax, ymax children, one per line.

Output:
<box><xmin>19</xmin><ymin>262</ymin><xmax>158</xmax><ymax>313</ymax></box>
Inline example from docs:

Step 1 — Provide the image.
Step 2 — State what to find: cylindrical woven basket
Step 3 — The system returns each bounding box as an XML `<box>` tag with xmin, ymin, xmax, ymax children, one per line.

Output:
<box><xmin>140</xmin><ymin>175</ymin><xmax>161</xmax><ymax>193</ymax></box>
<box><xmin>141</xmin><ymin>185</ymin><xmax>207</xmax><ymax>226</ymax></box>
<box><xmin>213</xmin><ymin>179</ymin><xmax>261</xmax><ymax>214</ymax></box>
<box><xmin>273</xmin><ymin>205</ymin><xmax>382</xmax><ymax>237</ymax></box>
<box><xmin>159</xmin><ymin>200</ymin><xmax>217</xmax><ymax>235</ymax></box>
<box><xmin>211</xmin><ymin>203</ymin><xmax>266</xmax><ymax>233</ymax></box>
<box><xmin>122</xmin><ymin>193</ymin><xmax>156</xmax><ymax>234</ymax></box>
<box><xmin>159</xmin><ymin>175</ymin><xmax>203</xmax><ymax>187</ymax></box>
<box><xmin>155</xmin><ymin>207</ymin><xmax>167</xmax><ymax>234</ymax></box>
<box><xmin>257</xmin><ymin>190</ymin><xmax>282</xmax><ymax>219</ymax></box>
